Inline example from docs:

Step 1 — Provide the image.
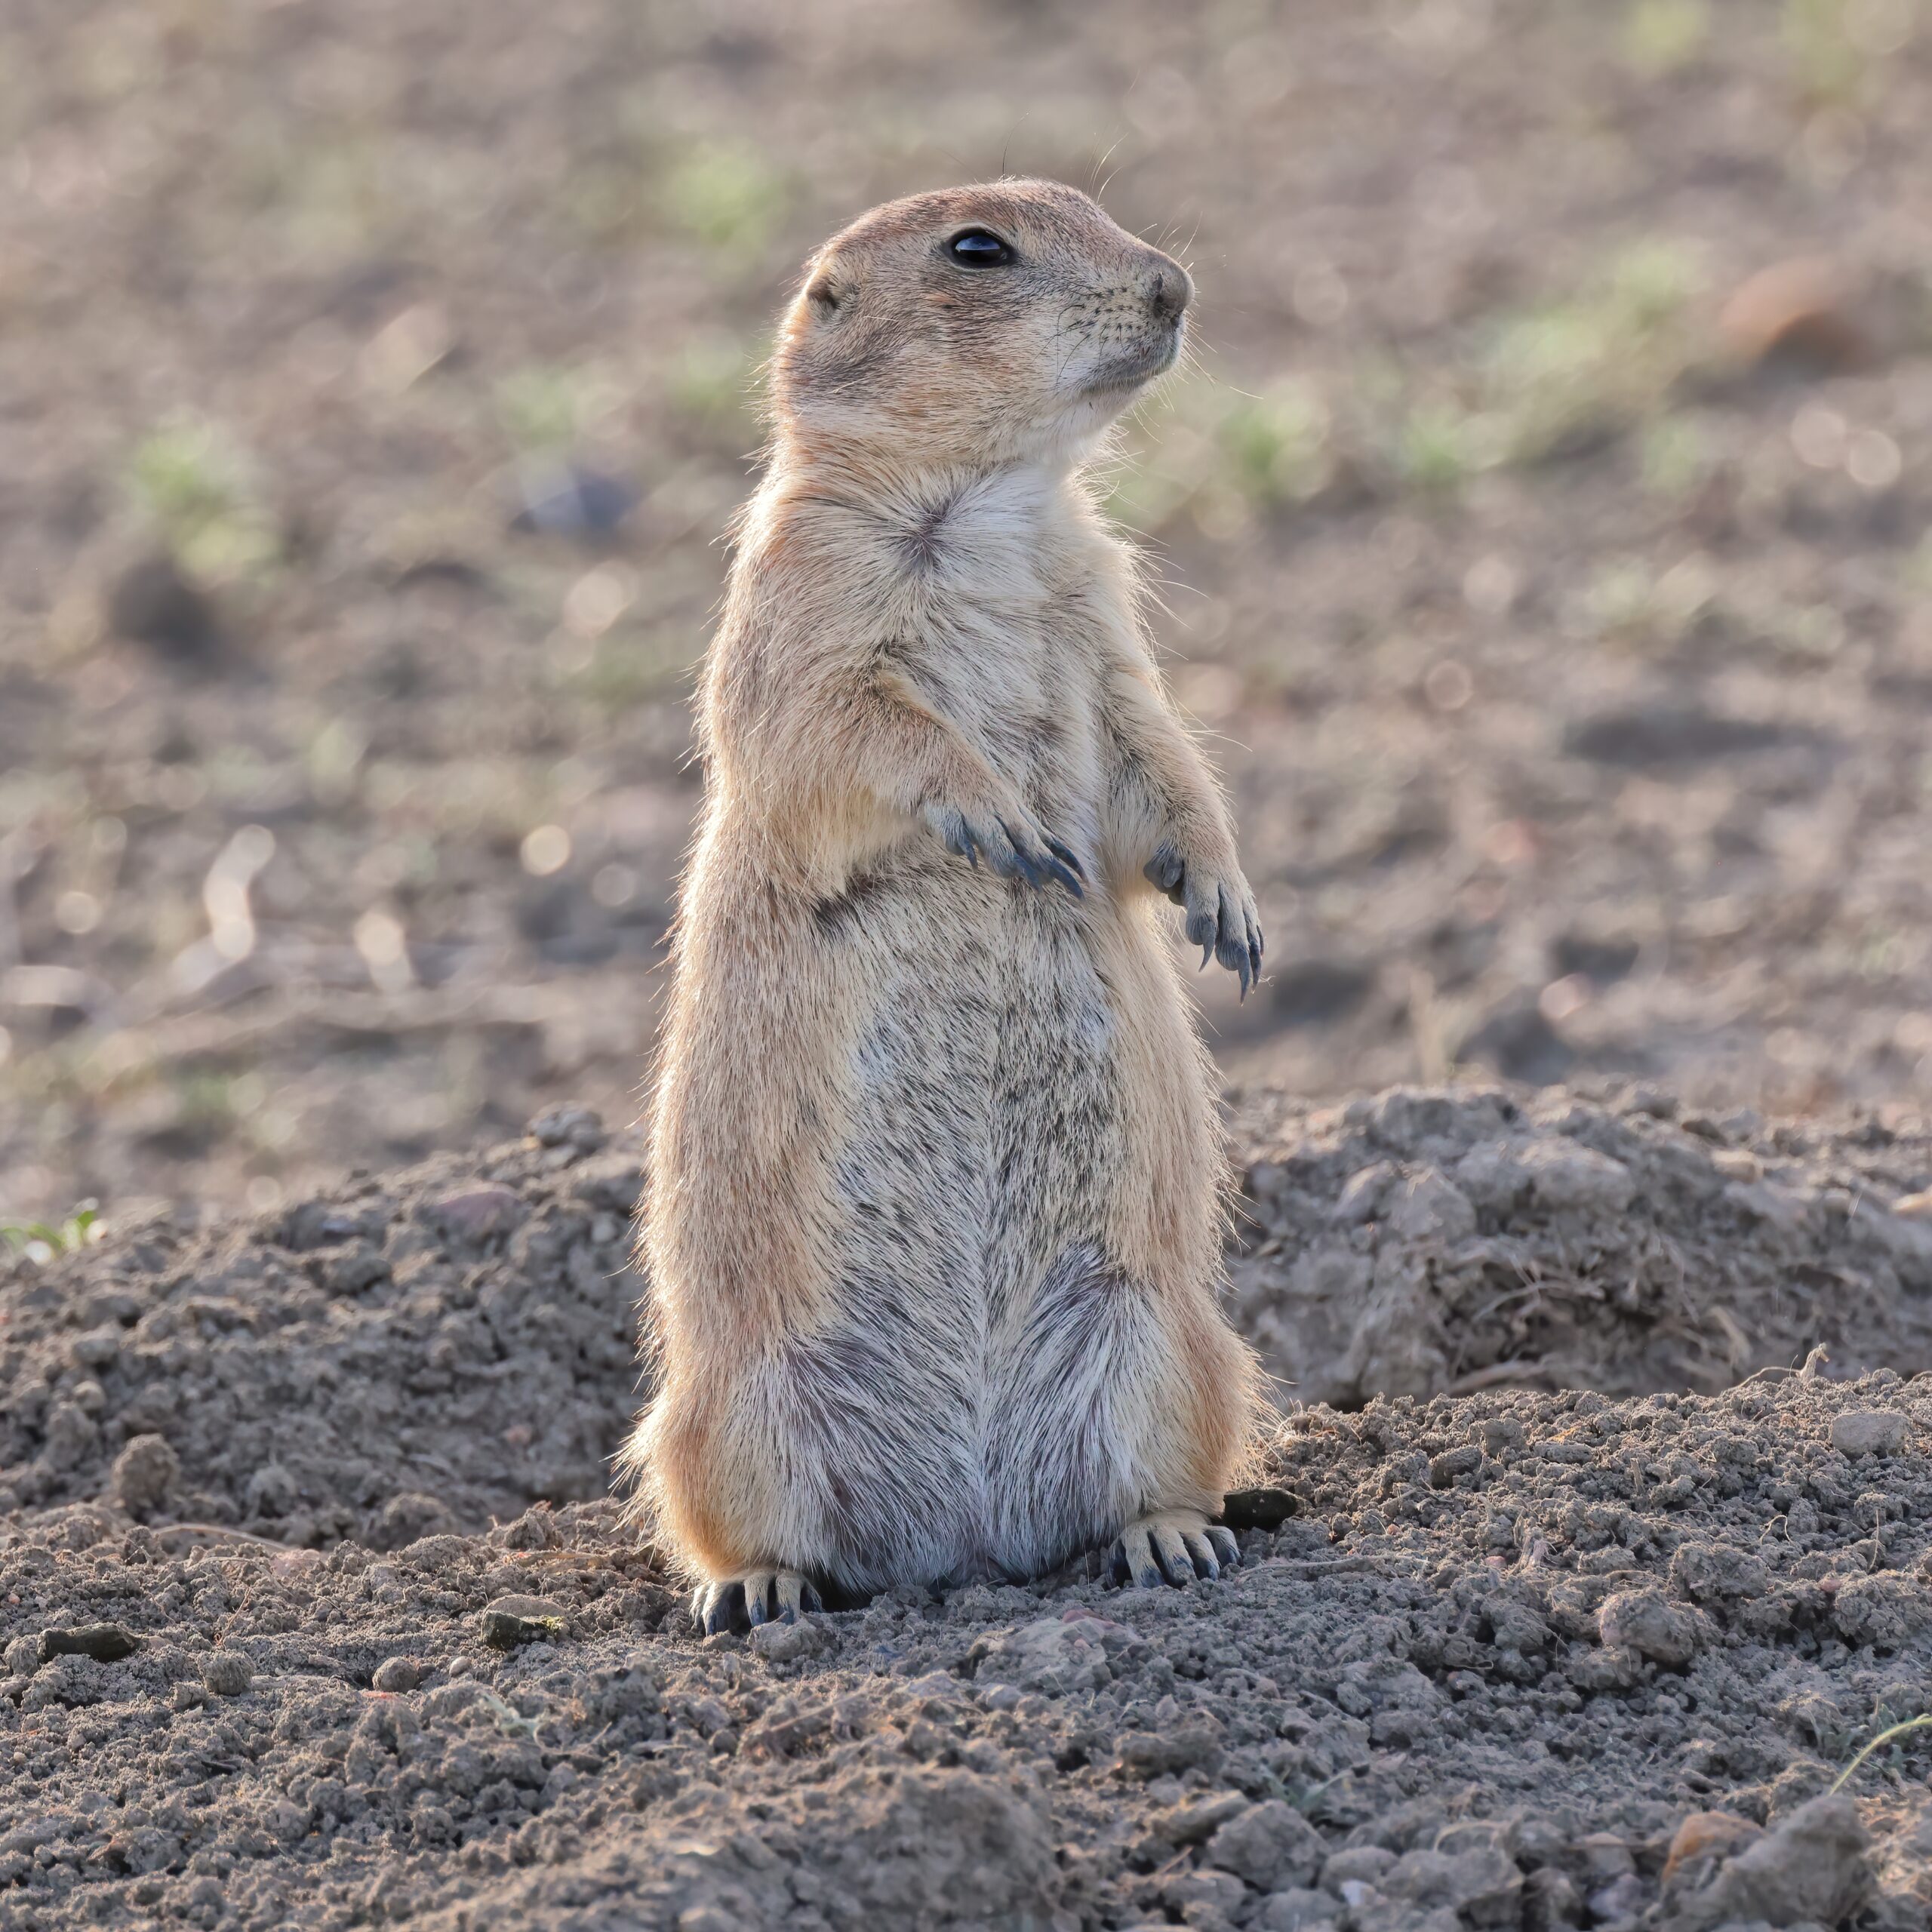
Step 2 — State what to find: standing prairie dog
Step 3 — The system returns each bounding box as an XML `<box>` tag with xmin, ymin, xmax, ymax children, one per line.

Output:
<box><xmin>623</xmin><ymin>180</ymin><xmax>1266</xmax><ymax>1631</ymax></box>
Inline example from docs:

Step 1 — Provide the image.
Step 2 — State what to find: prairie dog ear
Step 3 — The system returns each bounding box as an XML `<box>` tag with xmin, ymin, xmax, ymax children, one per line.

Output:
<box><xmin>805</xmin><ymin>269</ymin><xmax>846</xmax><ymax>318</ymax></box>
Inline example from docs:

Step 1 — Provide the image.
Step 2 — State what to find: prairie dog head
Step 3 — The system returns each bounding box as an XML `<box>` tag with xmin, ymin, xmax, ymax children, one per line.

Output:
<box><xmin>771</xmin><ymin>179</ymin><xmax>1192</xmax><ymax>473</ymax></box>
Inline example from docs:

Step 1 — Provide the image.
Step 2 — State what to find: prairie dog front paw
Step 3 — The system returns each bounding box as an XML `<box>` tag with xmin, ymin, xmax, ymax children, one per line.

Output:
<box><xmin>924</xmin><ymin>798</ymin><xmax>1085</xmax><ymax>900</ymax></box>
<box><xmin>1144</xmin><ymin>842</ymin><xmax>1263</xmax><ymax>995</ymax></box>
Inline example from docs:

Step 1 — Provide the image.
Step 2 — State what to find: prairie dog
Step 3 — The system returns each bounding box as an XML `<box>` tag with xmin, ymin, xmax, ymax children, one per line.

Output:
<box><xmin>623</xmin><ymin>180</ymin><xmax>1266</xmax><ymax>1630</ymax></box>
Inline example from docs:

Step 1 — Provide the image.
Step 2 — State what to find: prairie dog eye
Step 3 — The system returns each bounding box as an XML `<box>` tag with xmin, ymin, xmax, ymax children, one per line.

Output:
<box><xmin>946</xmin><ymin>229</ymin><xmax>1015</xmax><ymax>268</ymax></box>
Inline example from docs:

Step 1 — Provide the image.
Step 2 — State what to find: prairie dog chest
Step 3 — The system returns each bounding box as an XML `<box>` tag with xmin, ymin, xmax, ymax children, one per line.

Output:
<box><xmin>885</xmin><ymin>469</ymin><xmax>1120</xmax><ymax>792</ymax></box>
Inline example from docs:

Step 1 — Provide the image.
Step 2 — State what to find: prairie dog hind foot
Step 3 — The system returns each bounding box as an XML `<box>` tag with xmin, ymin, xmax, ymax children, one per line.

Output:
<box><xmin>1110</xmin><ymin>1510</ymin><xmax>1240</xmax><ymax>1589</ymax></box>
<box><xmin>693</xmin><ymin>1568</ymin><xmax>823</xmax><ymax>1635</ymax></box>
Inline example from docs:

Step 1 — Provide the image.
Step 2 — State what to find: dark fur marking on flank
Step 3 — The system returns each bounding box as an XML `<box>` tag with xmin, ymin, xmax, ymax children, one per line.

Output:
<box><xmin>812</xmin><ymin>866</ymin><xmax>894</xmax><ymax>940</ymax></box>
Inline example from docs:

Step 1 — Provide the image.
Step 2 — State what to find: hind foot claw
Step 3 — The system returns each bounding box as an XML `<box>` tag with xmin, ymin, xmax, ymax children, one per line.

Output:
<box><xmin>692</xmin><ymin>1568</ymin><xmax>822</xmax><ymax>1635</ymax></box>
<box><xmin>1109</xmin><ymin>1510</ymin><xmax>1241</xmax><ymax>1589</ymax></box>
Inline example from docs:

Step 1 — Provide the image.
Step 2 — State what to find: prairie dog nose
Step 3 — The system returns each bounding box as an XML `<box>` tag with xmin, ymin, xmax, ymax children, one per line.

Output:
<box><xmin>1143</xmin><ymin>258</ymin><xmax>1192</xmax><ymax>323</ymax></box>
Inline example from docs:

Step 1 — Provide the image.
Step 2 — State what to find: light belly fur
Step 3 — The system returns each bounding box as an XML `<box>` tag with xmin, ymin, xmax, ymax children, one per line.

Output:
<box><xmin>734</xmin><ymin>860</ymin><xmax>1212</xmax><ymax>1589</ymax></box>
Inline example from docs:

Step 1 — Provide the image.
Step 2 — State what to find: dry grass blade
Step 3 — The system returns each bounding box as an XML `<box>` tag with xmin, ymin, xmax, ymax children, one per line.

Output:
<box><xmin>1829</xmin><ymin>1715</ymin><xmax>1932</xmax><ymax>1795</ymax></box>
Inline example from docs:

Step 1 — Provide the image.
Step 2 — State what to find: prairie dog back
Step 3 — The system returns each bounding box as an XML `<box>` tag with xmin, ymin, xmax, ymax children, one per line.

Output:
<box><xmin>623</xmin><ymin>180</ymin><xmax>1266</xmax><ymax>1629</ymax></box>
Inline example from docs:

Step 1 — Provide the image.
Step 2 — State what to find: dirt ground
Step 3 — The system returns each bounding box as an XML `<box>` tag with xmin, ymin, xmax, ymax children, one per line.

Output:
<box><xmin>4</xmin><ymin>1087</ymin><xmax>1932</xmax><ymax>1931</ymax></box>
<box><xmin>6</xmin><ymin>0</ymin><xmax>1932</xmax><ymax>1229</ymax></box>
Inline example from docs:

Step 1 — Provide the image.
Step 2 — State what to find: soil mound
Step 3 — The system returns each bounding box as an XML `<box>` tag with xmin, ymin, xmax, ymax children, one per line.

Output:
<box><xmin>1</xmin><ymin>1108</ymin><xmax>643</xmax><ymax>1548</ymax></box>
<box><xmin>4</xmin><ymin>1086</ymin><xmax>1930</xmax><ymax>1930</ymax></box>
<box><xmin>1229</xmin><ymin>1084</ymin><xmax>1932</xmax><ymax>1407</ymax></box>
<box><xmin>5</xmin><ymin>1085</ymin><xmax>1928</xmax><ymax>1551</ymax></box>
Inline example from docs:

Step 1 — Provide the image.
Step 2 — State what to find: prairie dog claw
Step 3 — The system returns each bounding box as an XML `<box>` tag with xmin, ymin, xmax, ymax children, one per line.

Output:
<box><xmin>1146</xmin><ymin>844</ymin><xmax>1263</xmax><ymax>997</ymax></box>
<box><xmin>1109</xmin><ymin>1510</ymin><xmax>1241</xmax><ymax>1589</ymax></box>
<box><xmin>693</xmin><ymin>1568</ymin><xmax>822</xmax><ymax>1635</ymax></box>
<box><xmin>925</xmin><ymin>802</ymin><xmax>1085</xmax><ymax>899</ymax></box>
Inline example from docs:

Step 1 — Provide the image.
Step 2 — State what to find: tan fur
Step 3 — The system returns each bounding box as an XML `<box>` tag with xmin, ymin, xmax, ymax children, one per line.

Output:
<box><xmin>619</xmin><ymin>180</ymin><xmax>1266</xmax><ymax>1612</ymax></box>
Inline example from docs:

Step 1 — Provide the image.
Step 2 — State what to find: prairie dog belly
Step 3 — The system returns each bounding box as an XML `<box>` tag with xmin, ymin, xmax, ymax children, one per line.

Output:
<box><xmin>773</xmin><ymin>857</ymin><xmax>1211</xmax><ymax>1583</ymax></box>
<box><xmin>816</xmin><ymin>856</ymin><xmax>1131</xmax><ymax>1318</ymax></box>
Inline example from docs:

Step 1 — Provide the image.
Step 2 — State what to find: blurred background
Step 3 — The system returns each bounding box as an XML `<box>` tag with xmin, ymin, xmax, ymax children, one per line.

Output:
<box><xmin>3</xmin><ymin>0</ymin><xmax>1931</xmax><ymax>1229</ymax></box>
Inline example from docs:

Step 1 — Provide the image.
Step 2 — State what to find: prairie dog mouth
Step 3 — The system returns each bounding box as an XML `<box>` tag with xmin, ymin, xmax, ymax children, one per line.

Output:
<box><xmin>1081</xmin><ymin>331</ymin><xmax>1182</xmax><ymax>396</ymax></box>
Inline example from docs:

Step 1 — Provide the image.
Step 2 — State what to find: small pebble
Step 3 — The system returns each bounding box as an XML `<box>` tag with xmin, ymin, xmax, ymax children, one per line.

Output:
<box><xmin>106</xmin><ymin>552</ymin><xmax>223</xmax><ymax>661</ymax></box>
<box><xmin>371</xmin><ymin>1657</ymin><xmax>423</xmax><ymax>1694</ymax></box>
<box><xmin>480</xmin><ymin>1594</ymin><xmax>569</xmax><ymax>1651</ymax></box>
<box><xmin>528</xmin><ymin>1104</ymin><xmax>607</xmax><ymax>1151</ymax></box>
<box><xmin>1717</xmin><ymin>257</ymin><xmax>1872</xmax><ymax>374</ymax></box>
<box><xmin>511</xmin><ymin>463</ymin><xmax>638</xmax><ymax>538</ymax></box>
<box><xmin>1219</xmin><ymin>1486</ymin><xmax>1300</xmax><ymax>1531</ymax></box>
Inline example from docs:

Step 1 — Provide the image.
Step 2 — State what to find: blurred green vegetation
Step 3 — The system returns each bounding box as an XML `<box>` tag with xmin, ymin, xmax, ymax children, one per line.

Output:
<box><xmin>126</xmin><ymin>416</ymin><xmax>280</xmax><ymax>583</ymax></box>
<box><xmin>1783</xmin><ymin>0</ymin><xmax>1887</xmax><ymax>101</ymax></box>
<box><xmin>569</xmin><ymin>624</ymin><xmax>705</xmax><ymax>715</ymax></box>
<box><xmin>2</xmin><ymin>1201</ymin><xmax>100</xmax><ymax>1262</ymax></box>
<box><xmin>1479</xmin><ymin>239</ymin><xmax>1702</xmax><ymax>463</ymax></box>
<box><xmin>1622</xmin><ymin>0</ymin><xmax>1712</xmax><ymax>73</ymax></box>
<box><xmin>665</xmin><ymin>142</ymin><xmax>791</xmax><ymax>261</ymax></box>
<box><xmin>666</xmin><ymin>332</ymin><xmax>766</xmax><ymax>440</ymax></box>
<box><xmin>1115</xmin><ymin>238</ymin><xmax>1706</xmax><ymax>529</ymax></box>
<box><xmin>495</xmin><ymin>365</ymin><xmax>626</xmax><ymax>455</ymax></box>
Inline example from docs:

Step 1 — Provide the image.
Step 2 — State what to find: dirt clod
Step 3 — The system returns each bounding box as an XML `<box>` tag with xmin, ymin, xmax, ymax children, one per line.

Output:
<box><xmin>1663</xmin><ymin>1793</ymin><xmax>1871</xmax><ymax>1930</ymax></box>
<box><xmin>1203</xmin><ymin>1798</ymin><xmax>1327</xmax><ymax>1890</ymax></box>
<box><xmin>38</xmin><ymin>1624</ymin><xmax>140</xmax><ymax>1664</ymax></box>
<box><xmin>1231</xmin><ymin>1087</ymin><xmax>1932</xmax><ymax>1404</ymax></box>
<box><xmin>747</xmin><ymin>1615</ymin><xmax>829</xmax><ymax>1664</ymax></box>
<box><xmin>371</xmin><ymin>1657</ymin><xmax>424</xmax><ymax>1693</ymax></box>
<box><xmin>1663</xmin><ymin>1807</ymin><xmax>1764</xmax><ymax>1895</ymax></box>
<box><xmin>1828</xmin><ymin>1409</ymin><xmax>1908</xmax><ymax>1457</ymax></box>
<box><xmin>1598</xmin><ymin>1589</ymin><xmax>1700</xmax><ymax>1668</ymax></box>
<box><xmin>202</xmin><ymin>1650</ymin><xmax>252</xmax><ymax>1696</ymax></box>
<box><xmin>107</xmin><ymin>1433</ymin><xmax>180</xmax><ymax>1515</ymax></box>
<box><xmin>1257</xmin><ymin>1887</ymin><xmax>1346</xmax><ymax>1930</ymax></box>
